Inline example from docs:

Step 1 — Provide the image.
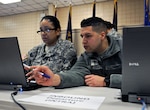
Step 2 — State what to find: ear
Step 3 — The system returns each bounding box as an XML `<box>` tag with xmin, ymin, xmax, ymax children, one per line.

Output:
<box><xmin>100</xmin><ymin>31</ymin><xmax>106</xmax><ymax>39</ymax></box>
<box><xmin>56</xmin><ymin>28</ymin><xmax>61</xmax><ymax>36</ymax></box>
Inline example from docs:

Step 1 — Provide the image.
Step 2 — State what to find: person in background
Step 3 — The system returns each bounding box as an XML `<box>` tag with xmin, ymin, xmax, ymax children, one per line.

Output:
<box><xmin>26</xmin><ymin>17</ymin><xmax>122</xmax><ymax>89</ymax></box>
<box><xmin>104</xmin><ymin>20</ymin><xmax>122</xmax><ymax>40</ymax></box>
<box><xmin>23</xmin><ymin>15</ymin><xmax>77</xmax><ymax>73</ymax></box>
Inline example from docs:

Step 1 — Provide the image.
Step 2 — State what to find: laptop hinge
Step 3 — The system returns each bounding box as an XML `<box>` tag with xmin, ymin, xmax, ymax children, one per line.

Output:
<box><xmin>0</xmin><ymin>84</ymin><xmax>22</xmax><ymax>90</ymax></box>
<box><xmin>129</xmin><ymin>94</ymin><xmax>150</xmax><ymax>104</ymax></box>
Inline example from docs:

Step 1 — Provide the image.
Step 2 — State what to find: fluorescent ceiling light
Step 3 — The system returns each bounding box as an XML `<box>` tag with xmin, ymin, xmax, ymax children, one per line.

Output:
<box><xmin>0</xmin><ymin>0</ymin><xmax>21</xmax><ymax>4</ymax></box>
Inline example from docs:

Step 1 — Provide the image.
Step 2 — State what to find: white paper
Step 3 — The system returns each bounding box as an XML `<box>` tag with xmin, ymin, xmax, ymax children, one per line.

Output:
<box><xmin>19</xmin><ymin>93</ymin><xmax>105</xmax><ymax>110</ymax></box>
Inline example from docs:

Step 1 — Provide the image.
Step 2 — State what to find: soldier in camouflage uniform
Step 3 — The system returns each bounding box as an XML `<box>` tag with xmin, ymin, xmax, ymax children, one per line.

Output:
<box><xmin>23</xmin><ymin>15</ymin><xmax>77</xmax><ymax>73</ymax></box>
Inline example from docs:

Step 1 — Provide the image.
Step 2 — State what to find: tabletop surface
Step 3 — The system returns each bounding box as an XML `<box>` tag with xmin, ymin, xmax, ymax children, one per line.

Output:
<box><xmin>0</xmin><ymin>86</ymin><xmax>148</xmax><ymax>110</ymax></box>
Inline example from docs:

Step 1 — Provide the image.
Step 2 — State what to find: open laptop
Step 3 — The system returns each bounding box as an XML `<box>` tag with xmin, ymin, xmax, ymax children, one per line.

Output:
<box><xmin>121</xmin><ymin>26</ymin><xmax>150</xmax><ymax>103</ymax></box>
<box><xmin>0</xmin><ymin>37</ymin><xmax>42</xmax><ymax>91</ymax></box>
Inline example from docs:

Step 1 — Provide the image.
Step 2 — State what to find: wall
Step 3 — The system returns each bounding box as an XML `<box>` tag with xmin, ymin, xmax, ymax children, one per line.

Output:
<box><xmin>0</xmin><ymin>0</ymin><xmax>144</xmax><ymax>56</ymax></box>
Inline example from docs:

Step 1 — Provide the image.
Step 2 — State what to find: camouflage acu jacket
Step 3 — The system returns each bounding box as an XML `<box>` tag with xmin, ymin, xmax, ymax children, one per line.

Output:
<box><xmin>23</xmin><ymin>38</ymin><xmax>77</xmax><ymax>73</ymax></box>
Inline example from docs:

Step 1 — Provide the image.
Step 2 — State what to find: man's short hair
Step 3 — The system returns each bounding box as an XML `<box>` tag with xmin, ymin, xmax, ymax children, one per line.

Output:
<box><xmin>80</xmin><ymin>17</ymin><xmax>107</xmax><ymax>33</ymax></box>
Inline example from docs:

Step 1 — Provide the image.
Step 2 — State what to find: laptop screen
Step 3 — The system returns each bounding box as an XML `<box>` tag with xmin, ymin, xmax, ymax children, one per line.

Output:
<box><xmin>121</xmin><ymin>26</ymin><xmax>150</xmax><ymax>103</ymax></box>
<box><xmin>0</xmin><ymin>37</ymin><xmax>28</xmax><ymax>87</ymax></box>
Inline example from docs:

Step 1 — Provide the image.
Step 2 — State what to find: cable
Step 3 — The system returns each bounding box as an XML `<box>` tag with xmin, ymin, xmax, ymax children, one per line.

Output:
<box><xmin>11</xmin><ymin>89</ymin><xmax>26</xmax><ymax>110</ymax></box>
<box><xmin>137</xmin><ymin>97</ymin><xmax>147</xmax><ymax>110</ymax></box>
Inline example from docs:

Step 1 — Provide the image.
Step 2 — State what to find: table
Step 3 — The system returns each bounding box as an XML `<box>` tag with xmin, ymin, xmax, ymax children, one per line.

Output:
<box><xmin>0</xmin><ymin>86</ymin><xmax>148</xmax><ymax>110</ymax></box>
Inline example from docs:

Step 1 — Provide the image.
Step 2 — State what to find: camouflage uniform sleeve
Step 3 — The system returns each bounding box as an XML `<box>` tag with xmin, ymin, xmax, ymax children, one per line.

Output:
<box><xmin>22</xmin><ymin>45</ymin><xmax>41</xmax><ymax>66</ymax></box>
<box><xmin>60</xmin><ymin>41</ymin><xmax>77</xmax><ymax>72</ymax></box>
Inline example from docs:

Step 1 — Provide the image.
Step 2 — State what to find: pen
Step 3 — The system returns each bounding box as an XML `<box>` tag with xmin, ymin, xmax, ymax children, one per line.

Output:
<box><xmin>23</xmin><ymin>63</ymin><xmax>50</xmax><ymax>79</ymax></box>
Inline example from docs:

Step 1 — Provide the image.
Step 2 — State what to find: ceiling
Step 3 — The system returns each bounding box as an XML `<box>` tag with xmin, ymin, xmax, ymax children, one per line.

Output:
<box><xmin>0</xmin><ymin>0</ymin><xmax>109</xmax><ymax>17</ymax></box>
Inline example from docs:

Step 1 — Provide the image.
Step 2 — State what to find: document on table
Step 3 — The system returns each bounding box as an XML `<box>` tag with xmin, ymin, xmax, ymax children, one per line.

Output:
<box><xmin>19</xmin><ymin>93</ymin><xmax>105</xmax><ymax>110</ymax></box>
